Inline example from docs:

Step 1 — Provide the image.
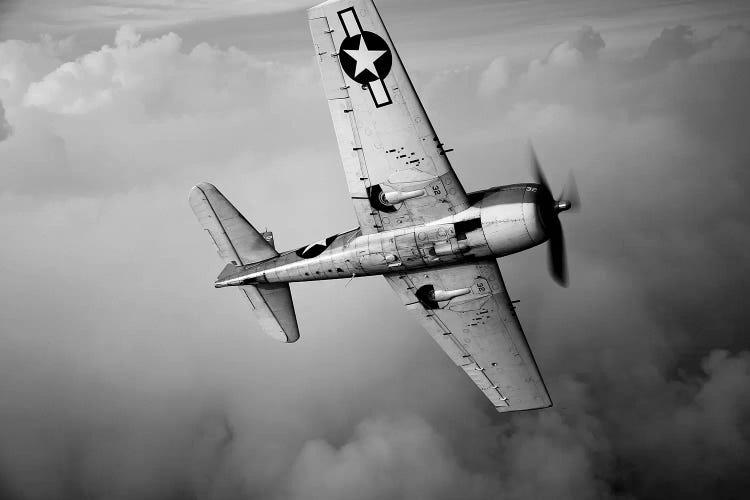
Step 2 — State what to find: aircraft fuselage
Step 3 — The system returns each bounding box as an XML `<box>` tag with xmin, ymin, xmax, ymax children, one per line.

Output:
<box><xmin>215</xmin><ymin>183</ymin><xmax>553</xmax><ymax>288</ymax></box>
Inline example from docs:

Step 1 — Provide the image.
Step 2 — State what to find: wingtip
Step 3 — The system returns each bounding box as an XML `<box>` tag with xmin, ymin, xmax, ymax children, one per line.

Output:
<box><xmin>189</xmin><ymin>182</ymin><xmax>219</xmax><ymax>203</ymax></box>
<box><xmin>191</xmin><ymin>182</ymin><xmax>217</xmax><ymax>193</ymax></box>
<box><xmin>307</xmin><ymin>0</ymin><xmax>338</xmax><ymax>14</ymax></box>
<box><xmin>495</xmin><ymin>400</ymin><xmax>553</xmax><ymax>414</ymax></box>
<box><xmin>266</xmin><ymin>327</ymin><xmax>300</xmax><ymax>344</ymax></box>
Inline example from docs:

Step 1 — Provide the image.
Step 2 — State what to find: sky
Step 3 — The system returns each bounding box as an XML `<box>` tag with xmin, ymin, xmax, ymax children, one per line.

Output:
<box><xmin>1</xmin><ymin>0</ymin><xmax>750</xmax><ymax>499</ymax></box>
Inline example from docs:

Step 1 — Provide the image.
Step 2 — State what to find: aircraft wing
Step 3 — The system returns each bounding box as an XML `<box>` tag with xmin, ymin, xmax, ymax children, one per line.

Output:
<box><xmin>308</xmin><ymin>0</ymin><xmax>470</xmax><ymax>235</ymax></box>
<box><xmin>384</xmin><ymin>260</ymin><xmax>552</xmax><ymax>412</ymax></box>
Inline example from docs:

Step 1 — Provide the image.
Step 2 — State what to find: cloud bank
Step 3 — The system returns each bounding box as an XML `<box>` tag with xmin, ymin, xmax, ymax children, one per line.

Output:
<box><xmin>0</xmin><ymin>13</ymin><xmax>749</xmax><ymax>500</ymax></box>
<box><xmin>0</xmin><ymin>26</ymin><xmax>318</xmax><ymax>197</ymax></box>
<box><xmin>4</xmin><ymin>0</ymin><xmax>316</xmax><ymax>32</ymax></box>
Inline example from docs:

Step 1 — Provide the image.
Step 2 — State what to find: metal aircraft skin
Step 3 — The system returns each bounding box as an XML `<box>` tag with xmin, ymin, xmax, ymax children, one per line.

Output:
<box><xmin>190</xmin><ymin>0</ymin><xmax>579</xmax><ymax>413</ymax></box>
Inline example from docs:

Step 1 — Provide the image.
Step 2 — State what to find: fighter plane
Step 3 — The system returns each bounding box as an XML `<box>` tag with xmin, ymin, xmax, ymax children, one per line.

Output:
<box><xmin>189</xmin><ymin>0</ymin><xmax>579</xmax><ymax>413</ymax></box>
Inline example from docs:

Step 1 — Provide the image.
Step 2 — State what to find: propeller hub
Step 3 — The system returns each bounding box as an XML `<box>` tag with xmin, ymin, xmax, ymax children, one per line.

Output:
<box><xmin>555</xmin><ymin>201</ymin><xmax>571</xmax><ymax>213</ymax></box>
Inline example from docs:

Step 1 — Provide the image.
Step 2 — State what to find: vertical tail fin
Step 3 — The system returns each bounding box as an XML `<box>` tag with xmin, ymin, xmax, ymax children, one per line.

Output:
<box><xmin>189</xmin><ymin>182</ymin><xmax>277</xmax><ymax>266</ymax></box>
<box><xmin>189</xmin><ymin>183</ymin><xmax>300</xmax><ymax>343</ymax></box>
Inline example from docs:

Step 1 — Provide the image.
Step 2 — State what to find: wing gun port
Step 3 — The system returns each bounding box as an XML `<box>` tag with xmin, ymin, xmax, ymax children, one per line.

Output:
<box><xmin>415</xmin><ymin>285</ymin><xmax>472</xmax><ymax>309</ymax></box>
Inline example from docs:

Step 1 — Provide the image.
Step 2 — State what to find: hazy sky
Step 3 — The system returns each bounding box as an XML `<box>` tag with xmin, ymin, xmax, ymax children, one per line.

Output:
<box><xmin>1</xmin><ymin>0</ymin><xmax>750</xmax><ymax>499</ymax></box>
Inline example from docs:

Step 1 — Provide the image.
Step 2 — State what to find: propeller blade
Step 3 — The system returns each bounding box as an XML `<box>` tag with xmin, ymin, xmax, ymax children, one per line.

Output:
<box><xmin>548</xmin><ymin>219</ymin><xmax>568</xmax><ymax>287</ymax></box>
<box><xmin>529</xmin><ymin>143</ymin><xmax>550</xmax><ymax>193</ymax></box>
<box><xmin>560</xmin><ymin>172</ymin><xmax>581</xmax><ymax>212</ymax></box>
<box><xmin>529</xmin><ymin>141</ymin><xmax>573</xmax><ymax>286</ymax></box>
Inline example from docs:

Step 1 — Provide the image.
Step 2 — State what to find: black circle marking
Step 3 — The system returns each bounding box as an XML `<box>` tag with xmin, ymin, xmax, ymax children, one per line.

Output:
<box><xmin>367</xmin><ymin>185</ymin><xmax>397</xmax><ymax>213</ymax></box>
<box><xmin>339</xmin><ymin>32</ymin><xmax>393</xmax><ymax>85</ymax></box>
<box><xmin>415</xmin><ymin>285</ymin><xmax>439</xmax><ymax>310</ymax></box>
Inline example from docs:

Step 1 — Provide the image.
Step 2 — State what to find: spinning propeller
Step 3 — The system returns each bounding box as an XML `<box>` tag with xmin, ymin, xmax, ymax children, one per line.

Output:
<box><xmin>530</xmin><ymin>144</ymin><xmax>580</xmax><ymax>287</ymax></box>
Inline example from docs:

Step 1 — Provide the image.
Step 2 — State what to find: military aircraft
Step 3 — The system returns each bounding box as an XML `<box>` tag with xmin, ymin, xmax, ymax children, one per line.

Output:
<box><xmin>190</xmin><ymin>0</ymin><xmax>579</xmax><ymax>413</ymax></box>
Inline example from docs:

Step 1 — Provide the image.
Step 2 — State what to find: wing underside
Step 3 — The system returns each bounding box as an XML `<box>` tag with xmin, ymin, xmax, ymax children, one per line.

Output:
<box><xmin>385</xmin><ymin>260</ymin><xmax>552</xmax><ymax>412</ymax></box>
<box><xmin>309</xmin><ymin>0</ymin><xmax>470</xmax><ymax>234</ymax></box>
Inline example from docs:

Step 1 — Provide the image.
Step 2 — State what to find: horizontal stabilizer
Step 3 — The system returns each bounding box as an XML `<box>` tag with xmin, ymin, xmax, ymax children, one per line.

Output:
<box><xmin>217</xmin><ymin>263</ymin><xmax>239</xmax><ymax>283</ymax></box>
<box><xmin>190</xmin><ymin>183</ymin><xmax>300</xmax><ymax>342</ymax></box>
<box><xmin>240</xmin><ymin>283</ymin><xmax>300</xmax><ymax>343</ymax></box>
<box><xmin>189</xmin><ymin>183</ymin><xmax>277</xmax><ymax>266</ymax></box>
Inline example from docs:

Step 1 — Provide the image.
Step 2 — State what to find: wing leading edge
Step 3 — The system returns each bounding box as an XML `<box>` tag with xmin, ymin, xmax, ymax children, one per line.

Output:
<box><xmin>309</xmin><ymin>0</ymin><xmax>470</xmax><ymax>234</ymax></box>
<box><xmin>385</xmin><ymin>260</ymin><xmax>552</xmax><ymax>412</ymax></box>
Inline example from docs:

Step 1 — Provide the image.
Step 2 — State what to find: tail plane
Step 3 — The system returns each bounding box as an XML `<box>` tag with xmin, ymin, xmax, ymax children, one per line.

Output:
<box><xmin>189</xmin><ymin>183</ymin><xmax>300</xmax><ymax>343</ymax></box>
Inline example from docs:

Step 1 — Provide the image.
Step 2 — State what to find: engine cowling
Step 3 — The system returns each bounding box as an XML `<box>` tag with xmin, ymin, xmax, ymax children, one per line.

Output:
<box><xmin>479</xmin><ymin>184</ymin><xmax>551</xmax><ymax>257</ymax></box>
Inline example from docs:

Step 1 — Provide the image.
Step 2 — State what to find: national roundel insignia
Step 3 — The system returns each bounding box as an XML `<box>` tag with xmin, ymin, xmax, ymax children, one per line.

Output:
<box><xmin>337</xmin><ymin>7</ymin><xmax>393</xmax><ymax>108</ymax></box>
<box><xmin>339</xmin><ymin>32</ymin><xmax>393</xmax><ymax>85</ymax></box>
<box><xmin>296</xmin><ymin>235</ymin><xmax>338</xmax><ymax>259</ymax></box>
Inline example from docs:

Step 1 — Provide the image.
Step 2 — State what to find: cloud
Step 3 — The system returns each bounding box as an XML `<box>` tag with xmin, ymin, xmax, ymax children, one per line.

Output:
<box><xmin>0</xmin><ymin>100</ymin><xmax>11</xmax><ymax>141</ymax></box>
<box><xmin>602</xmin><ymin>350</ymin><xmax>750</xmax><ymax>498</ymax></box>
<box><xmin>525</xmin><ymin>26</ymin><xmax>605</xmax><ymax>84</ymax></box>
<box><xmin>22</xmin><ymin>25</ymin><xmax>279</xmax><ymax>116</ymax></box>
<box><xmin>0</xmin><ymin>26</ymin><xmax>319</xmax><ymax>196</ymax></box>
<box><xmin>8</xmin><ymin>0</ymin><xmax>316</xmax><ymax>31</ymax></box>
<box><xmin>568</xmin><ymin>25</ymin><xmax>606</xmax><ymax>62</ymax></box>
<box><xmin>0</xmin><ymin>0</ymin><xmax>17</xmax><ymax>17</ymax></box>
<box><xmin>1</xmin><ymin>12</ymin><xmax>750</xmax><ymax>500</ymax></box>
<box><xmin>638</xmin><ymin>25</ymin><xmax>698</xmax><ymax>71</ymax></box>
<box><xmin>478</xmin><ymin>56</ymin><xmax>510</xmax><ymax>99</ymax></box>
<box><xmin>0</xmin><ymin>36</ymin><xmax>70</xmax><ymax>104</ymax></box>
<box><xmin>691</xmin><ymin>25</ymin><xmax>750</xmax><ymax>63</ymax></box>
<box><xmin>413</xmin><ymin>21</ymin><xmax>750</xmax><ymax>496</ymax></box>
<box><xmin>446</xmin><ymin>26</ymin><xmax>606</xmax><ymax>104</ymax></box>
<box><xmin>283</xmin><ymin>415</ymin><xmax>500</xmax><ymax>500</ymax></box>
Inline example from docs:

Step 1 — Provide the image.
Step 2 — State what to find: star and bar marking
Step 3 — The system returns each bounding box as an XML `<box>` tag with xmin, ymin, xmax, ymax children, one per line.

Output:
<box><xmin>296</xmin><ymin>235</ymin><xmax>339</xmax><ymax>259</ymax></box>
<box><xmin>343</xmin><ymin>36</ymin><xmax>387</xmax><ymax>80</ymax></box>
<box><xmin>337</xmin><ymin>7</ymin><xmax>393</xmax><ymax>107</ymax></box>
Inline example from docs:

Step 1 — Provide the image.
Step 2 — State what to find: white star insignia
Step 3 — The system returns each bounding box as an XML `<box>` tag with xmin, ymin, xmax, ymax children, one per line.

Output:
<box><xmin>303</xmin><ymin>238</ymin><xmax>328</xmax><ymax>254</ymax></box>
<box><xmin>343</xmin><ymin>36</ymin><xmax>387</xmax><ymax>79</ymax></box>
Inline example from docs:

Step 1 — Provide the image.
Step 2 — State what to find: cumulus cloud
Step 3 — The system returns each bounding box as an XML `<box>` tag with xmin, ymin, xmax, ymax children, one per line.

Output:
<box><xmin>640</xmin><ymin>24</ymin><xmax>697</xmax><ymax>70</ymax></box>
<box><xmin>569</xmin><ymin>25</ymin><xmax>606</xmax><ymax>62</ymax></box>
<box><xmin>524</xmin><ymin>25</ymin><xmax>605</xmax><ymax>85</ymax></box>
<box><xmin>691</xmin><ymin>25</ymin><xmax>750</xmax><ymax>63</ymax></box>
<box><xmin>416</xmin><ymin>20</ymin><xmax>750</xmax><ymax>497</ymax></box>
<box><xmin>478</xmin><ymin>56</ymin><xmax>510</xmax><ymax>99</ymax></box>
<box><xmin>0</xmin><ymin>26</ymin><xmax>318</xmax><ymax>196</ymax></box>
<box><xmin>283</xmin><ymin>415</ymin><xmax>500</xmax><ymax>500</ymax></box>
<box><xmin>22</xmin><ymin>25</ymin><xmax>282</xmax><ymax>116</ymax></box>
<box><xmin>0</xmin><ymin>36</ymin><xmax>70</xmax><ymax>104</ymax></box>
<box><xmin>0</xmin><ymin>99</ymin><xmax>11</xmax><ymax>141</ymax></box>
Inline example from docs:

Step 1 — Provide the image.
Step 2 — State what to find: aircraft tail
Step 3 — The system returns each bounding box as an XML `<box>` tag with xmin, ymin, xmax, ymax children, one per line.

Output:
<box><xmin>189</xmin><ymin>183</ymin><xmax>300</xmax><ymax>343</ymax></box>
<box><xmin>189</xmin><ymin>182</ymin><xmax>278</xmax><ymax>266</ymax></box>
